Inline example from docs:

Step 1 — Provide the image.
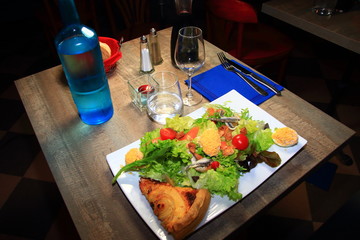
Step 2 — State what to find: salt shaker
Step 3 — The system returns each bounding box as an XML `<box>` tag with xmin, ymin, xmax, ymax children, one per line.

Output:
<box><xmin>140</xmin><ymin>35</ymin><xmax>154</xmax><ymax>73</ymax></box>
<box><xmin>149</xmin><ymin>28</ymin><xmax>163</xmax><ymax>65</ymax></box>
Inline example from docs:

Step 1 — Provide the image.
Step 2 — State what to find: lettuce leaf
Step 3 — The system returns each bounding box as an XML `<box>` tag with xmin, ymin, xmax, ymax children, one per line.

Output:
<box><xmin>138</xmin><ymin>139</ymin><xmax>192</xmax><ymax>185</ymax></box>
<box><xmin>165</xmin><ymin>115</ymin><xmax>194</xmax><ymax>132</ymax></box>
<box><xmin>192</xmin><ymin>167</ymin><xmax>242</xmax><ymax>201</ymax></box>
<box><xmin>111</xmin><ymin>145</ymin><xmax>171</xmax><ymax>184</ymax></box>
<box><xmin>252</xmin><ymin>128</ymin><xmax>274</xmax><ymax>152</ymax></box>
<box><xmin>139</xmin><ymin>128</ymin><xmax>160</xmax><ymax>153</ymax></box>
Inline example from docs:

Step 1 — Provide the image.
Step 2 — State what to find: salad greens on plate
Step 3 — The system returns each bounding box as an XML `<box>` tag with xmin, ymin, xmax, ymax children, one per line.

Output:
<box><xmin>112</xmin><ymin>104</ymin><xmax>281</xmax><ymax>201</ymax></box>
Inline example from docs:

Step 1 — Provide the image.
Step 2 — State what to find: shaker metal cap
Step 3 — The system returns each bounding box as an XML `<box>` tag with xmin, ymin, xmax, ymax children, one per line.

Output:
<box><xmin>140</xmin><ymin>35</ymin><xmax>147</xmax><ymax>43</ymax></box>
<box><xmin>150</xmin><ymin>28</ymin><xmax>157</xmax><ymax>35</ymax></box>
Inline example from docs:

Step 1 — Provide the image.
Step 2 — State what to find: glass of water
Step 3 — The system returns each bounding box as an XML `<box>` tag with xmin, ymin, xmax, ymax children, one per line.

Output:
<box><xmin>147</xmin><ymin>72</ymin><xmax>183</xmax><ymax>125</ymax></box>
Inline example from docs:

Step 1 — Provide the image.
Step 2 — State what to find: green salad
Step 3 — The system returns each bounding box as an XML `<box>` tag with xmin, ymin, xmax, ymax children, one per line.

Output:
<box><xmin>112</xmin><ymin>104</ymin><xmax>281</xmax><ymax>201</ymax></box>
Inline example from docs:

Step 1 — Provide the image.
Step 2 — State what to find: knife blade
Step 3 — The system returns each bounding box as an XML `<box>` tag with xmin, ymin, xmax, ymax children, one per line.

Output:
<box><xmin>224</xmin><ymin>57</ymin><xmax>282</xmax><ymax>96</ymax></box>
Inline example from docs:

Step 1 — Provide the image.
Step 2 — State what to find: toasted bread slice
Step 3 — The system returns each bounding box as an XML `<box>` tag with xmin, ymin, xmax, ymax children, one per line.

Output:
<box><xmin>100</xmin><ymin>42</ymin><xmax>111</xmax><ymax>60</ymax></box>
<box><xmin>272</xmin><ymin>127</ymin><xmax>298</xmax><ymax>147</ymax></box>
<box><xmin>139</xmin><ymin>178</ymin><xmax>211</xmax><ymax>240</ymax></box>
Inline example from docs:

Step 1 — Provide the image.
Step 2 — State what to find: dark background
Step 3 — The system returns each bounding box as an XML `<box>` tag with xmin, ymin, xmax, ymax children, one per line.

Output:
<box><xmin>0</xmin><ymin>0</ymin><xmax>208</xmax><ymax>90</ymax></box>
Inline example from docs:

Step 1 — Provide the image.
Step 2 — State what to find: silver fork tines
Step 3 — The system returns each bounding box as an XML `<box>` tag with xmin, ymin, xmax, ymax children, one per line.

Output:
<box><xmin>217</xmin><ymin>52</ymin><xmax>268</xmax><ymax>96</ymax></box>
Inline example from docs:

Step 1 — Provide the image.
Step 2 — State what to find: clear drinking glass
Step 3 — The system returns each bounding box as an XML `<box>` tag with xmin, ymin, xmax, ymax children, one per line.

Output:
<box><xmin>174</xmin><ymin>26</ymin><xmax>205</xmax><ymax>106</ymax></box>
<box><xmin>147</xmin><ymin>72</ymin><xmax>183</xmax><ymax>125</ymax></box>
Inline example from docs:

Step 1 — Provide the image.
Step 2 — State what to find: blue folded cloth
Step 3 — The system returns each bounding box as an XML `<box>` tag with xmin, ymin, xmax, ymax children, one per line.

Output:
<box><xmin>186</xmin><ymin>61</ymin><xmax>284</xmax><ymax>105</ymax></box>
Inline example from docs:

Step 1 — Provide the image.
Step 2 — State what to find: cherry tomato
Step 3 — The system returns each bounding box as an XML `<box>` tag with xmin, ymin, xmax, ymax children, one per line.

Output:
<box><xmin>210</xmin><ymin>161</ymin><xmax>220</xmax><ymax>170</ymax></box>
<box><xmin>160</xmin><ymin>128</ymin><xmax>177</xmax><ymax>140</ymax></box>
<box><xmin>232</xmin><ymin>134</ymin><xmax>249</xmax><ymax>150</ymax></box>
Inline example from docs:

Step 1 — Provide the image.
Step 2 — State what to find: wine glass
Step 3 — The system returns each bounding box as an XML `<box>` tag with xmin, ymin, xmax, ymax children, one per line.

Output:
<box><xmin>174</xmin><ymin>26</ymin><xmax>205</xmax><ymax>106</ymax></box>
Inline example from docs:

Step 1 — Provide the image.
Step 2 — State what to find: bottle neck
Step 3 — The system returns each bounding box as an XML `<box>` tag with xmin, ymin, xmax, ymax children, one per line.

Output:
<box><xmin>58</xmin><ymin>0</ymin><xmax>80</xmax><ymax>26</ymax></box>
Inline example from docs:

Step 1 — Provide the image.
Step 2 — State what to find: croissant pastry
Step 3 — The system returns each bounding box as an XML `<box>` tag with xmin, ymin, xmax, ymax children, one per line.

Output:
<box><xmin>139</xmin><ymin>178</ymin><xmax>211</xmax><ymax>239</ymax></box>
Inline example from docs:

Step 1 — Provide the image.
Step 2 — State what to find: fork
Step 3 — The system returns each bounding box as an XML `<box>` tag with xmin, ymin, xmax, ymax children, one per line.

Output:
<box><xmin>217</xmin><ymin>52</ymin><xmax>268</xmax><ymax>96</ymax></box>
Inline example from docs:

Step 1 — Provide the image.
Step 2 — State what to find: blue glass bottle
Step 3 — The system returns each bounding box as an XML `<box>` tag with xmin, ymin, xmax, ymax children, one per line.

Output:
<box><xmin>54</xmin><ymin>0</ymin><xmax>113</xmax><ymax>125</ymax></box>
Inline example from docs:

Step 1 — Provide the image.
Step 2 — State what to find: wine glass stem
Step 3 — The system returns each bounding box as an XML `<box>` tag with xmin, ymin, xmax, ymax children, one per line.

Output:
<box><xmin>186</xmin><ymin>74</ymin><xmax>193</xmax><ymax>98</ymax></box>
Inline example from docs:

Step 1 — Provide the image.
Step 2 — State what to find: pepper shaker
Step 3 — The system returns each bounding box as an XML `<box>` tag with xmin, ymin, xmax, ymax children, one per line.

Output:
<box><xmin>149</xmin><ymin>28</ymin><xmax>163</xmax><ymax>65</ymax></box>
<box><xmin>140</xmin><ymin>35</ymin><xmax>154</xmax><ymax>73</ymax></box>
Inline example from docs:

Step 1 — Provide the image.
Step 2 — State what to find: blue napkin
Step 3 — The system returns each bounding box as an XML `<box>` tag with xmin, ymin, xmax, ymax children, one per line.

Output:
<box><xmin>186</xmin><ymin>61</ymin><xmax>284</xmax><ymax>105</ymax></box>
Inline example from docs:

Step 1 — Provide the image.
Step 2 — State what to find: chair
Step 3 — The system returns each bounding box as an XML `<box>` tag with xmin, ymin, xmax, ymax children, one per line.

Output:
<box><xmin>206</xmin><ymin>0</ymin><xmax>294</xmax><ymax>83</ymax></box>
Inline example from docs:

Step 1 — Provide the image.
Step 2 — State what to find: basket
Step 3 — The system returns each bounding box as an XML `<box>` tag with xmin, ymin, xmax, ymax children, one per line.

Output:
<box><xmin>99</xmin><ymin>36</ymin><xmax>122</xmax><ymax>73</ymax></box>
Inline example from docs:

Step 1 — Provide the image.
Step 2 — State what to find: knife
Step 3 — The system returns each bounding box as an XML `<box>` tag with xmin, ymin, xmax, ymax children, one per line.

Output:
<box><xmin>225</xmin><ymin>57</ymin><xmax>282</xmax><ymax>96</ymax></box>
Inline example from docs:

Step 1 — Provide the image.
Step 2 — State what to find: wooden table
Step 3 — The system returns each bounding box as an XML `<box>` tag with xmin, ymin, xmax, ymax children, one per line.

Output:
<box><xmin>262</xmin><ymin>0</ymin><xmax>360</xmax><ymax>54</ymax></box>
<box><xmin>15</xmin><ymin>28</ymin><xmax>354</xmax><ymax>239</ymax></box>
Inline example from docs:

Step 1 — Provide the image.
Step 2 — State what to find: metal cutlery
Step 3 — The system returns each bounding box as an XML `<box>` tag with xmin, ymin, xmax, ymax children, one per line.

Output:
<box><xmin>221</xmin><ymin>53</ymin><xmax>282</xmax><ymax>96</ymax></box>
<box><xmin>217</xmin><ymin>52</ymin><xmax>268</xmax><ymax>96</ymax></box>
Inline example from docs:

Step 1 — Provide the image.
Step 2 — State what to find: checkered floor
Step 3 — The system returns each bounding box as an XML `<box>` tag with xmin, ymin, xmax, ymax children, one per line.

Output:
<box><xmin>1</xmin><ymin>15</ymin><xmax>360</xmax><ymax>240</ymax></box>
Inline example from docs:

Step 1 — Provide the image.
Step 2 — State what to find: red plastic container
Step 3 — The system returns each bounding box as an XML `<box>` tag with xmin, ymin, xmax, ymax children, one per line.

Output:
<box><xmin>99</xmin><ymin>36</ymin><xmax>122</xmax><ymax>73</ymax></box>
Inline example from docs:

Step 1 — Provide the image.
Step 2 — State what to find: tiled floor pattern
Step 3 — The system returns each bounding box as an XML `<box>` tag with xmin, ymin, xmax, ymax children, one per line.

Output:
<box><xmin>1</xmin><ymin>18</ymin><xmax>360</xmax><ymax>240</ymax></box>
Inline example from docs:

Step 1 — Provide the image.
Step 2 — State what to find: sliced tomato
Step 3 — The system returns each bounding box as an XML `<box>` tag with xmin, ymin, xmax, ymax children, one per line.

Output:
<box><xmin>160</xmin><ymin>128</ymin><xmax>177</xmax><ymax>140</ymax></box>
<box><xmin>179</xmin><ymin>126</ymin><xmax>200</xmax><ymax>141</ymax></box>
<box><xmin>151</xmin><ymin>137</ymin><xmax>161</xmax><ymax>143</ymax></box>
<box><xmin>207</xmin><ymin>107</ymin><xmax>216</xmax><ymax>116</ymax></box>
<box><xmin>232</xmin><ymin>134</ymin><xmax>249</xmax><ymax>150</ymax></box>
<box><xmin>220</xmin><ymin>141</ymin><xmax>228</xmax><ymax>150</ymax></box>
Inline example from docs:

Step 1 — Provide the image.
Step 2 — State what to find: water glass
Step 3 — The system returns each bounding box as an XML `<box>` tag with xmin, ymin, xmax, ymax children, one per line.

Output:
<box><xmin>147</xmin><ymin>72</ymin><xmax>183</xmax><ymax>125</ymax></box>
<box><xmin>312</xmin><ymin>0</ymin><xmax>338</xmax><ymax>16</ymax></box>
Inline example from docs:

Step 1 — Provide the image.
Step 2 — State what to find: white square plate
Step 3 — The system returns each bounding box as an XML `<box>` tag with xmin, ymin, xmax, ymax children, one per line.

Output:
<box><xmin>106</xmin><ymin>90</ymin><xmax>307</xmax><ymax>239</ymax></box>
